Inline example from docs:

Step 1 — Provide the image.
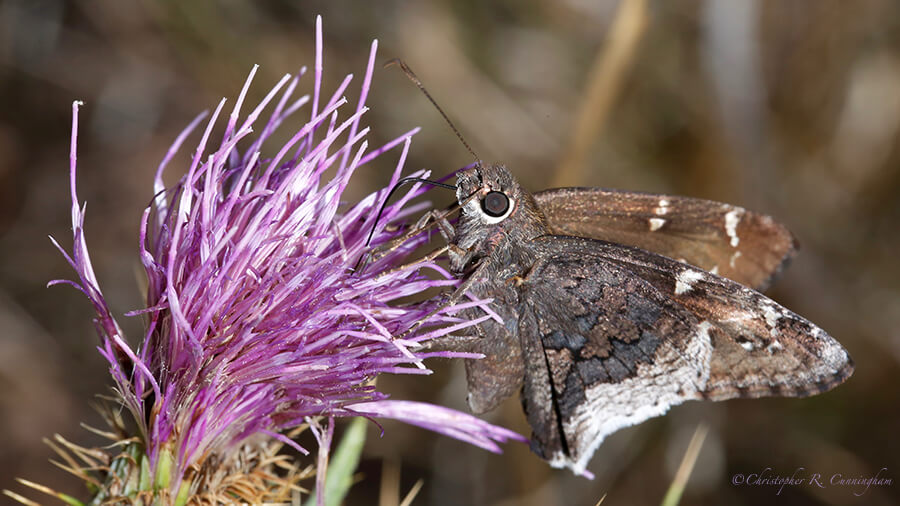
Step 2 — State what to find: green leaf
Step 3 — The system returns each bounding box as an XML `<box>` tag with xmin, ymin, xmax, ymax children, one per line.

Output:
<box><xmin>305</xmin><ymin>417</ymin><xmax>368</xmax><ymax>506</ymax></box>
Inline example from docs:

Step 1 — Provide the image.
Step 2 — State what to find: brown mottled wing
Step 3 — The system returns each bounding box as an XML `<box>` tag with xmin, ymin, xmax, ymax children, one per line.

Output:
<box><xmin>559</xmin><ymin>236</ymin><xmax>854</xmax><ymax>397</ymax></box>
<box><xmin>518</xmin><ymin>236</ymin><xmax>852</xmax><ymax>474</ymax></box>
<box><xmin>456</xmin><ymin>264</ymin><xmax>527</xmax><ymax>415</ymax></box>
<box><xmin>533</xmin><ymin>188</ymin><xmax>798</xmax><ymax>291</ymax></box>
<box><xmin>517</xmin><ymin>250</ymin><xmax>711</xmax><ymax>474</ymax></box>
<box><xmin>461</xmin><ymin>307</ymin><xmax>525</xmax><ymax>415</ymax></box>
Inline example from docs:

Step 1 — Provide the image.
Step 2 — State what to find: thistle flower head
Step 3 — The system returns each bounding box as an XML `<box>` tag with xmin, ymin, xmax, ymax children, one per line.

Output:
<box><xmin>41</xmin><ymin>17</ymin><xmax>523</xmax><ymax>504</ymax></box>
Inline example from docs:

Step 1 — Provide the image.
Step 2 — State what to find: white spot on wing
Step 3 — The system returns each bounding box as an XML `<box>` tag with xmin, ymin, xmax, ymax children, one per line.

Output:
<box><xmin>762</xmin><ymin>302</ymin><xmax>782</xmax><ymax>337</ymax></box>
<box><xmin>690</xmin><ymin>322</ymin><xmax>714</xmax><ymax>387</ymax></box>
<box><xmin>709</xmin><ymin>265</ymin><xmax>719</xmax><ymax>275</ymax></box>
<box><xmin>740</xmin><ymin>341</ymin><xmax>755</xmax><ymax>351</ymax></box>
<box><xmin>675</xmin><ymin>269</ymin><xmax>704</xmax><ymax>295</ymax></box>
<box><xmin>729</xmin><ymin>250</ymin><xmax>742</xmax><ymax>268</ymax></box>
<box><xmin>767</xmin><ymin>340</ymin><xmax>783</xmax><ymax>353</ymax></box>
<box><xmin>649</xmin><ymin>217</ymin><xmax>666</xmax><ymax>231</ymax></box>
<box><xmin>724</xmin><ymin>208</ymin><xmax>744</xmax><ymax>247</ymax></box>
<box><xmin>655</xmin><ymin>198</ymin><xmax>670</xmax><ymax>215</ymax></box>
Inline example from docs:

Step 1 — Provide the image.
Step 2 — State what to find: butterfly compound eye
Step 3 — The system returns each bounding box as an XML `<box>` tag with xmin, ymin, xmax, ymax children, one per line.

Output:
<box><xmin>482</xmin><ymin>191</ymin><xmax>510</xmax><ymax>218</ymax></box>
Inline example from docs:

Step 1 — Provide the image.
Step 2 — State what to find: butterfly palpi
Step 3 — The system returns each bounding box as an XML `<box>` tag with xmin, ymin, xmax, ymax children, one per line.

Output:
<box><xmin>375</xmin><ymin>61</ymin><xmax>853</xmax><ymax>476</ymax></box>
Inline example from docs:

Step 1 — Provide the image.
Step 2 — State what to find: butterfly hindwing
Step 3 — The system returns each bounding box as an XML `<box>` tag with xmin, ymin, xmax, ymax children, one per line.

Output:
<box><xmin>533</xmin><ymin>188</ymin><xmax>797</xmax><ymax>291</ymax></box>
<box><xmin>458</xmin><ymin>284</ymin><xmax>526</xmax><ymax>414</ymax></box>
<box><xmin>517</xmin><ymin>244</ymin><xmax>711</xmax><ymax>473</ymax></box>
<box><xmin>515</xmin><ymin>235</ymin><xmax>852</xmax><ymax>474</ymax></box>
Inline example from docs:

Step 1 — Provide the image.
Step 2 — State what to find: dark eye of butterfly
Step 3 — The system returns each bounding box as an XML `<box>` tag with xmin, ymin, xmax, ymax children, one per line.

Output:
<box><xmin>482</xmin><ymin>191</ymin><xmax>510</xmax><ymax>218</ymax></box>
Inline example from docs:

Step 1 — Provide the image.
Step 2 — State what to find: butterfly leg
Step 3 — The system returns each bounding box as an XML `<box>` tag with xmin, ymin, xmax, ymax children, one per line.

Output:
<box><xmin>406</xmin><ymin>245</ymin><xmax>496</xmax><ymax>351</ymax></box>
<box><xmin>369</xmin><ymin>244</ymin><xmax>450</xmax><ymax>282</ymax></box>
<box><xmin>400</xmin><ymin>255</ymin><xmax>493</xmax><ymax>338</ymax></box>
<box><xmin>416</xmin><ymin>333</ymin><xmax>482</xmax><ymax>352</ymax></box>
<box><xmin>356</xmin><ymin>206</ymin><xmax>458</xmax><ymax>272</ymax></box>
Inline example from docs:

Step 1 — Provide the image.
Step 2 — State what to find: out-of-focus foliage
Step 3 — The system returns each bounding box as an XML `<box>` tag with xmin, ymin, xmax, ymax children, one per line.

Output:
<box><xmin>1</xmin><ymin>1</ymin><xmax>897</xmax><ymax>505</ymax></box>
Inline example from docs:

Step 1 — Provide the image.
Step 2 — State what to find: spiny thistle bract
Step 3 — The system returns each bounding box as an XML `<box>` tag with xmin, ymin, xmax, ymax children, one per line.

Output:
<box><xmin>9</xmin><ymin>17</ymin><xmax>524</xmax><ymax>506</ymax></box>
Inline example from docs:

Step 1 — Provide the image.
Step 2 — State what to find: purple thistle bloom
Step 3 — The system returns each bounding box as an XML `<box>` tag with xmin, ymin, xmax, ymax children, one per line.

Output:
<box><xmin>50</xmin><ymin>16</ymin><xmax>524</xmax><ymax>502</ymax></box>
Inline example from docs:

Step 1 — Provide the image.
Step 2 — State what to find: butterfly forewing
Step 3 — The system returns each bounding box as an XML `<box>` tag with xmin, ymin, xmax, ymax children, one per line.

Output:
<box><xmin>534</xmin><ymin>188</ymin><xmax>798</xmax><ymax>291</ymax></box>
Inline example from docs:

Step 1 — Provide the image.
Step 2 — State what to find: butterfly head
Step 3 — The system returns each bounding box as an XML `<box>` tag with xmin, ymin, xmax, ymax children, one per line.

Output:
<box><xmin>456</xmin><ymin>164</ymin><xmax>521</xmax><ymax>223</ymax></box>
<box><xmin>451</xmin><ymin>163</ymin><xmax>547</xmax><ymax>273</ymax></box>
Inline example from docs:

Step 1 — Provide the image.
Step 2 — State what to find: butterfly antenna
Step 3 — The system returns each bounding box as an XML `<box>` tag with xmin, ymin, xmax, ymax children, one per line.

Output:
<box><xmin>385</xmin><ymin>58</ymin><xmax>479</xmax><ymax>162</ymax></box>
<box><xmin>362</xmin><ymin>176</ymin><xmax>456</xmax><ymax>250</ymax></box>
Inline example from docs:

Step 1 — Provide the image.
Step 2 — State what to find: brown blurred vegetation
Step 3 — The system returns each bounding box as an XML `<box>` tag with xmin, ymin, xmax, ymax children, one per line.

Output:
<box><xmin>1</xmin><ymin>1</ymin><xmax>899</xmax><ymax>505</ymax></box>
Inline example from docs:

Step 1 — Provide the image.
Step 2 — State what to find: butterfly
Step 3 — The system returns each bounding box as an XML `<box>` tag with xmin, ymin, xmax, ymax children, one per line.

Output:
<box><xmin>377</xmin><ymin>60</ymin><xmax>853</xmax><ymax>475</ymax></box>
<box><xmin>408</xmin><ymin>163</ymin><xmax>852</xmax><ymax>475</ymax></box>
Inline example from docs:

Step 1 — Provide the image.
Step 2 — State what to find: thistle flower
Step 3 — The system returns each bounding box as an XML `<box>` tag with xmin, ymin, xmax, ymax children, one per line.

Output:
<box><xmin>13</xmin><ymin>17</ymin><xmax>524</xmax><ymax>505</ymax></box>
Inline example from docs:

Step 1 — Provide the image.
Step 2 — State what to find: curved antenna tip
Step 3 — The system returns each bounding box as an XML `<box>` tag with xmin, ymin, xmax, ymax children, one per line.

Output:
<box><xmin>384</xmin><ymin>59</ymin><xmax>479</xmax><ymax>162</ymax></box>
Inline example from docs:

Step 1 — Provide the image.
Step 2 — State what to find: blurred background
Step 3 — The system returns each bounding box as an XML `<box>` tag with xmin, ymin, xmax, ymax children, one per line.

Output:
<box><xmin>1</xmin><ymin>1</ymin><xmax>899</xmax><ymax>504</ymax></box>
